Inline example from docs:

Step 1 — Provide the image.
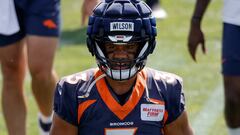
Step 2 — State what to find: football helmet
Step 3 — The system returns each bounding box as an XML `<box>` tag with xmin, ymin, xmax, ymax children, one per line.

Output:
<box><xmin>87</xmin><ymin>0</ymin><xmax>157</xmax><ymax>81</ymax></box>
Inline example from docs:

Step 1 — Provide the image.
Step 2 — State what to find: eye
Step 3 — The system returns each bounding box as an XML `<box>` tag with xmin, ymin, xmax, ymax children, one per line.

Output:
<box><xmin>127</xmin><ymin>44</ymin><xmax>138</xmax><ymax>51</ymax></box>
<box><xmin>106</xmin><ymin>45</ymin><xmax>115</xmax><ymax>50</ymax></box>
<box><xmin>105</xmin><ymin>43</ymin><xmax>116</xmax><ymax>52</ymax></box>
<box><xmin>127</xmin><ymin>45</ymin><xmax>135</xmax><ymax>49</ymax></box>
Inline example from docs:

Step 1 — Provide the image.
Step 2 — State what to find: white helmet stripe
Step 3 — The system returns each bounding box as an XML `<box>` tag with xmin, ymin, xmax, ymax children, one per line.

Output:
<box><xmin>136</xmin><ymin>42</ymin><xmax>149</xmax><ymax>62</ymax></box>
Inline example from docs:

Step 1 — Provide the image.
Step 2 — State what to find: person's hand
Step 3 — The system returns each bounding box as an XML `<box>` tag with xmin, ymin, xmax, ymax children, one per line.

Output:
<box><xmin>82</xmin><ymin>0</ymin><xmax>101</xmax><ymax>25</ymax></box>
<box><xmin>187</xmin><ymin>20</ymin><xmax>206</xmax><ymax>62</ymax></box>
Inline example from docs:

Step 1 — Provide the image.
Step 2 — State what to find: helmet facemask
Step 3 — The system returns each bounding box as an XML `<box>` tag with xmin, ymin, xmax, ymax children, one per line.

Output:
<box><xmin>95</xmin><ymin>39</ymin><xmax>149</xmax><ymax>81</ymax></box>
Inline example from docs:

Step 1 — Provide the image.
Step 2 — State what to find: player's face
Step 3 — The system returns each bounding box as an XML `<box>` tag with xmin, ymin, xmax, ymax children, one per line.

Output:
<box><xmin>105</xmin><ymin>42</ymin><xmax>138</xmax><ymax>70</ymax></box>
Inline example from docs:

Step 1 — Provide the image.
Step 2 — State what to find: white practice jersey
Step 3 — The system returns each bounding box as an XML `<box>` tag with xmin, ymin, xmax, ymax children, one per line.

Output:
<box><xmin>223</xmin><ymin>0</ymin><xmax>240</xmax><ymax>26</ymax></box>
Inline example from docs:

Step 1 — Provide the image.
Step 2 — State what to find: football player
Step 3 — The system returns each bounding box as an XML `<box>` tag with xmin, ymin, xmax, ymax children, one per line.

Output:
<box><xmin>50</xmin><ymin>0</ymin><xmax>194</xmax><ymax>135</ymax></box>
<box><xmin>0</xmin><ymin>0</ymin><xmax>60</xmax><ymax>134</ymax></box>
<box><xmin>187</xmin><ymin>0</ymin><xmax>240</xmax><ymax>135</ymax></box>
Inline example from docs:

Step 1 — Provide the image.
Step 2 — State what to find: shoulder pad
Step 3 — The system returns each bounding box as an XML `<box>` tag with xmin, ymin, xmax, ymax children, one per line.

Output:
<box><xmin>59</xmin><ymin>69</ymin><xmax>95</xmax><ymax>86</ymax></box>
<box><xmin>147</xmin><ymin>68</ymin><xmax>183</xmax><ymax>85</ymax></box>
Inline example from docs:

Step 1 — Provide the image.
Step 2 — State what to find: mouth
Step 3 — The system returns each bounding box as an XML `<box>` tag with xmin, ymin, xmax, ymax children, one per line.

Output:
<box><xmin>111</xmin><ymin>62</ymin><xmax>131</xmax><ymax>70</ymax></box>
<box><xmin>109</xmin><ymin>58</ymin><xmax>133</xmax><ymax>70</ymax></box>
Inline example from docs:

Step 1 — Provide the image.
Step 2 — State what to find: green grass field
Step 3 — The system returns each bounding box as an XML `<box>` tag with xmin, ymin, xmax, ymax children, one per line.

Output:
<box><xmin>0</xmin><ymin>0</ymin><xmax>225</xmax><ymax>134</ymax></box>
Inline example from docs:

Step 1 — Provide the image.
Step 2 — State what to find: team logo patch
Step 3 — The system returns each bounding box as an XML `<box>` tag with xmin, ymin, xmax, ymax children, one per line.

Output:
<box><xmin>141</xmin><ymin>104</ymin><xmax>165</xmax><ymax>121</ymax></box>
<box><xmin>43</xmin><ymin>19</ymin><xmax>57</xmax><ymax>29</ymax></box>
<box><xmin>110</xmin><ymin>22</ymin><xmax>134</xmax><ymax>32</ymax></box>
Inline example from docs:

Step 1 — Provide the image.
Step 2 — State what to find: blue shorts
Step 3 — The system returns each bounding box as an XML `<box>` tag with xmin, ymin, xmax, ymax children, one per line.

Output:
<box><xmin>222</xmin><ymin>23</ymin><xmax>240</xmax><ymax>76</ymax></box>
<box><xmin>0</xmin><ymin>0</ymin><xmax>61</xmax><ymax>47</ymax></box>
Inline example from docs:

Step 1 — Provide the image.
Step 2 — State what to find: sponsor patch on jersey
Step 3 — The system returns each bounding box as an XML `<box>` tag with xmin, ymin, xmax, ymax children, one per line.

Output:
<box><xmin>110</xmin><ymin>22</ymin><xmax>134</xmax><ymax>32</ymax></box>
<box><xmin>141</xmin><ymin>104</ymin><xmax>165</xmax><ymax>121</ymax></box>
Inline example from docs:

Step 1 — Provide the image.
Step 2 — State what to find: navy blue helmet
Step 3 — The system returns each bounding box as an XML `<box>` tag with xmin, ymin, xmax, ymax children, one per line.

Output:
<box><xmin>87</xmin><ymin>0</ymin><xmax>157</xmax><ymax>81</ymax></box>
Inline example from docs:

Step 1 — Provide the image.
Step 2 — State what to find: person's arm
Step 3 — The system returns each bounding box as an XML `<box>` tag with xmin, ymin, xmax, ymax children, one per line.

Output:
<box><xmin>50</xmin><ymin>113</ymin><xmax>78</xmax><ymax>135</ymax></box>
<box><xmin>164</xmin><ymin>111</ymin><xmax>194</xmax><ymax>135</ymax></box>
<box><xmin>187</xmin><ymin>0</ymin><xmax>211</xmax><ymax>61</ymax></box>
<box><xmin>81</xmin><ymin>0</ymin><xmax>101</xmax><ymax>25</ymax></box>
<box><xmin>50</xmin><ymin>78</ymin><xmax>79</xmax><ymax>135</ymax></box>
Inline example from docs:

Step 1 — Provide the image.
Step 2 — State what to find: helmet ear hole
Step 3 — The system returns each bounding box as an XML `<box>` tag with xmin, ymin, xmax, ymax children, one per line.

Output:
<box><xmin>87</xmin><ymin>37</ymin><xmax>95</xmax><ymax>56</ymax></box>
<box><xmin>140</xmin><ymin>28</ymin><xmax>146</xmax><ymax>38</ymax></box>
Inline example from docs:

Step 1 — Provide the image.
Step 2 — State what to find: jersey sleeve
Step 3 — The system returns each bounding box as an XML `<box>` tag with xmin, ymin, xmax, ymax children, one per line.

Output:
<box><xmin>165</xmin><ymin>77</ymin><xmax>185</xmax><ymax>125</ymax></box>
<box><xmin>53</xmin><ymin>80</ymin><xmax>78</xmax><ymax>126</ymax></box>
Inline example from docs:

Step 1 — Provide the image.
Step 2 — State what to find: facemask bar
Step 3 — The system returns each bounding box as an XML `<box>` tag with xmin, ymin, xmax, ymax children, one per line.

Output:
<box><xmin>95</xmin><ymin>41</ymin><xmax>149</xmax><ymax>81</ymax></box>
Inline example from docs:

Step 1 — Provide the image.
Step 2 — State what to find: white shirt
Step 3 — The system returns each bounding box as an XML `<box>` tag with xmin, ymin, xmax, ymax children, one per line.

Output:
<box><xmin>0</xmin><ymin>0</ymin><xmax>20</xmax><ymax>35</ymax></box>
<box><xmin>223</xmin><ymin>0</ymin><xmax>240</xmax><ymax>26</ymax></box>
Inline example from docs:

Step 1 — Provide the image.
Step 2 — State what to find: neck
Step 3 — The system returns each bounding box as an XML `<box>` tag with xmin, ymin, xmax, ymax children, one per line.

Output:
<box><xmin>106</xmin><ymin>76</ymin><xmax>137</xmax><ymax>95</ymax></box>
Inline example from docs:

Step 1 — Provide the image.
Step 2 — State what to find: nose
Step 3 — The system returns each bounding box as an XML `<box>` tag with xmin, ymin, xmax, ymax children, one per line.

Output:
<box><xmin>111</xmin><ymin>46</ymin><xmax>129</xmax><ymax>59</ymax></box>
<box><xmin>115</xmin><ymin>45</ymin><xmax>125</xmax><ymax>51</ymax></box>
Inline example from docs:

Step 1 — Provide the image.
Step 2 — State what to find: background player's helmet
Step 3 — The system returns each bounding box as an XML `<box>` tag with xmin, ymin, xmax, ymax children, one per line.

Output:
<box><xmin>87</xmin><ymin>0</ymin><xmax>157</xmax><ymax>81</ymax></box>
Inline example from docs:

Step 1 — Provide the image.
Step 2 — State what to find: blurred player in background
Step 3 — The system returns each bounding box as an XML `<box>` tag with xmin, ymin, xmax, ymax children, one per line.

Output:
<box><xmin>145</xmin><ymin>0</ymin><xmax>167</xmax><ymax>19</ymax></box>
<box><xmin>81</xmin><ymin>0</ymin><xmax>167</xmax><ymax>26</ymax></box>
<box><xmin>187</xmin><ymin>0</ymin><xmax>240</xmax><ymax>135</ymax></box>
<box><xmin>0</xmin><ymin>0</ymin><xmax>60</xmax><ymax>134</ymax></box>
<box><xmin>81</xmin><ymin>0</ymin><xmax>101</xmax><ymax>25</ymax></box>
<box><xmin>50</xmin><ymin>0</ymin><xmax>193</xmax><ymax>135</ymax></box>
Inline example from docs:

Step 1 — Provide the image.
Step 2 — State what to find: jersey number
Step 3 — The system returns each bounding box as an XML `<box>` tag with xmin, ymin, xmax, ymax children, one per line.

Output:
<box><xmin>105</xmin><ymin>128</ymin><xmax>137</xmax><ymax>135</ymax></box>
